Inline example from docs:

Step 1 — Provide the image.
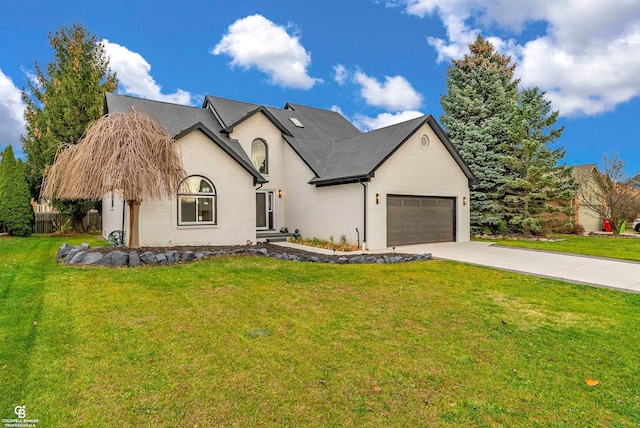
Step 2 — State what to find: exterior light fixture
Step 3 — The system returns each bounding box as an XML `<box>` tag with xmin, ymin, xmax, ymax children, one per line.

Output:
<box><xmin>463</xmin><ymin>197</ymin><xmax>467</xmax><ymax>206</ymax></box>
<box><xmin>278</xmin><ymin>190</ymin><xmax>282</xmax><ymax>198</ymax></box>
<box><xmin>376</xmin><ymin>193</ymin><xmax>380</xmax><ymax>204</ymax></box>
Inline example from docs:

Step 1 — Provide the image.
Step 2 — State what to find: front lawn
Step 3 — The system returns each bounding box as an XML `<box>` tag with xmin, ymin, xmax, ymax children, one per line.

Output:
<box><xmin>1</xmin><ymin>235</ymin><xmax>639</xmax><ymax>426</ymax></box>
<box><xmin>485</xmin><ymin>234</ymin><xmax>640</xmax><ymax>262</ymax></box>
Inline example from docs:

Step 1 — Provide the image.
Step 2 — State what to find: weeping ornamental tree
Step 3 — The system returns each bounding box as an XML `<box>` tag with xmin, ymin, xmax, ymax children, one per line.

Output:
<box><xmin>42</xmin><ymin>110</ymin><xmax>186</xmax><ymax>248</ymax></box>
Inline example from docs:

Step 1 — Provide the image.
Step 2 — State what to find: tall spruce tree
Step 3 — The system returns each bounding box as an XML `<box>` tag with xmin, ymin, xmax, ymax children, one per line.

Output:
<box><xmin>0</xmin><ymin>146</ymin><xmax>34</xmax><ymax>236</ymax></box>
<box><xmin>503</xmin><ymin>87</ymin><xmax>576</xmax><ymax>235</ymax></box>
<box><xmin>440</xmin><ymin>35</ymin><xmax>519</xmax><ymax>234</ymax></box>
<box><xmin>21</xmin><ymin>23</ymin><xmax>117</xmax><ymax>230</ymax></box>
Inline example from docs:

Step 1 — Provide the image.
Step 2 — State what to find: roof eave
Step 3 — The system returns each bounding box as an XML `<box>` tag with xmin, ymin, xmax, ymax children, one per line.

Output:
<box><xmin>309</xmin><ymin>174</ymin><xmax>373</xmax><ymax>187</ymax></box>
<box><xmin>222</xmin><ymin>106</ymin><xmax>293</xmax><ymax>137</ymax></box>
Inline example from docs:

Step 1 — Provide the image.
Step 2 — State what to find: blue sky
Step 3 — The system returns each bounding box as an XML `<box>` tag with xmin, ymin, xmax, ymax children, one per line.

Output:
<box><xmin>1</xmin><ymin>0</ymin><xmax>639</xmax><ymax>175</ymax></box>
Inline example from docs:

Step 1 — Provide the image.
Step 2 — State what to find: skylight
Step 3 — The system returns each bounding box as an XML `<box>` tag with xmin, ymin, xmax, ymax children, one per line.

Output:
<box><xmin>289</xmin><ymin>117</ymin><xmax>304</xmax><ymax>128</ymax></box>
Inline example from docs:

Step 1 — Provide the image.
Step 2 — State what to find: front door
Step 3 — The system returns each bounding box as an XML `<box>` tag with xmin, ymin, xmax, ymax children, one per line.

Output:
<box><xmin>256</xmin><ymin>191</ymin><xmax>274</xmax><ymax>230</ymax></box>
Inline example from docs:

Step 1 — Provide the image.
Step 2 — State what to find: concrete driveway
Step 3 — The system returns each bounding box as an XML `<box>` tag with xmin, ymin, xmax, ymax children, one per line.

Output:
<box><xmin>388</xmin><ymin>241</ymin><xmax>640</xmax><ymax>293</ymax></box>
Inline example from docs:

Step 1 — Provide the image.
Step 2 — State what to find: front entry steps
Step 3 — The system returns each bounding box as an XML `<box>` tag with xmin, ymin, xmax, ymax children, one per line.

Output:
<box><xmin>257</xmin><ymin>231</ymin><xmax>294</xmax><ymax>243</ymax></box>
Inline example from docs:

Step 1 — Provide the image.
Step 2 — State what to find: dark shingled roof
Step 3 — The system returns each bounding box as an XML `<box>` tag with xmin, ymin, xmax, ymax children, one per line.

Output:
<box><xmin>105</xmin><ymin>93</ymin><xmax>477</xmax><ymax>188</ymax></box>
<box><xmin>104</xmin><ymin>93</ymin><xmax>266</xmax><ymax>184</ymax></box>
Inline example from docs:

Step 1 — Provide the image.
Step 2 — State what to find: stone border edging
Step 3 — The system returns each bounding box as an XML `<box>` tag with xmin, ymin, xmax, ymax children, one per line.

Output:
<box><xmin>56</xmin><ymin>243</ymin><xmax>432</xmax><ymax>267</ymax></box>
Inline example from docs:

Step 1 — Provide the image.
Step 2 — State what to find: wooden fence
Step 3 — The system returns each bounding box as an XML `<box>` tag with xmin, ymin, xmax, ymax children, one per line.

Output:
<box><xmin>34</xmin><ymin>212</ymin><xmax>102</xmax><ymax>234</ymax></box>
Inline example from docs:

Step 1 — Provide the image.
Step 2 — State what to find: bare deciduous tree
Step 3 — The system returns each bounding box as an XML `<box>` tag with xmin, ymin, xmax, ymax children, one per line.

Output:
<box><xmin>42</xmin><ymin>110</ymin><xmax>186</xmax><ymax>247</ymax></box>
<box><xmin>577</xmin><ymin>153</ymin><xmax>640</xmax><ymax>235</ymax></box>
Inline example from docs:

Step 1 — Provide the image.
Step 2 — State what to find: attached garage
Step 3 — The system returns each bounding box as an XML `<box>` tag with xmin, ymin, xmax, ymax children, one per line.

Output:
<box><xmin>386</xmin><ymin>195</ymin><xmax>456</xmax><ymax>246</ymax></box>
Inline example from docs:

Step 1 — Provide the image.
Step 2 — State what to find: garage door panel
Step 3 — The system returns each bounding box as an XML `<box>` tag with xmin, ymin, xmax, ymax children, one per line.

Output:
<box><xmin>387</xmin><ymin>196</ymin><xmax>455</xmax><ymax>246</ymax></box>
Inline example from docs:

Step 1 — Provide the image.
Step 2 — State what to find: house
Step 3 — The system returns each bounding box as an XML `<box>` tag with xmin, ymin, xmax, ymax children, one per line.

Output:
<box><xmin>102</xmin><ymin>93</ymin><xmax>477</xmax><ymax>250</ymax></box>
<box><xmin>31</xmin><ymin>198</ymin><xmax>56</xmax><ymax>213</ymax></box>
<box><xmin>571</xmin><ymin>164</ymin><xmax>604</xmax><ymax>233</ymax></box>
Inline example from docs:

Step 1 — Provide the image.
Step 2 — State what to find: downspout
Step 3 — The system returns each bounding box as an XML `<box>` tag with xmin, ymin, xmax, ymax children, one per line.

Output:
<box><xmin>360</xmin><ymin>181</ymin><xmax>367</xmax><ymax>250</ymax></box>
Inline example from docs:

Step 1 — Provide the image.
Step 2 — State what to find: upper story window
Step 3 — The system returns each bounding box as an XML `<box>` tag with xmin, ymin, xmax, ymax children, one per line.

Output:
<box><xmin>178</xmin><ymin>176</ymin><xmax>216</xmax><ymax>225</ymax></box>
<box><xmin>251</xmin><ymin>139</ymin><xmax>268</xmax><ymax>174</ymax></box>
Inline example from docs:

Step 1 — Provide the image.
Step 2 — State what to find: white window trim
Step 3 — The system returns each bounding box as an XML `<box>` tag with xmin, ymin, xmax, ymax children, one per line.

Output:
<box><xmin>178</xmin><ymin>176</ymin><xmax>217</xmax><ymax>226</ymax></box>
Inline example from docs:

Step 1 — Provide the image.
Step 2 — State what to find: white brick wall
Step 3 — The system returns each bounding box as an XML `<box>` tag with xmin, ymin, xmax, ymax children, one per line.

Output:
<box><xmin>136</xmin><ymin>130</ymin><xmax>256</xmax><ymax>246</ymax></box>
<box><xmin>229</xmin><ymin>113</ymin><xmax>288</xmax><ymax>229</ymax></box>
<box><xmin>367</xmin><ymin>122</ymin><xmax>471</xmax><ymax>249</ymax></box>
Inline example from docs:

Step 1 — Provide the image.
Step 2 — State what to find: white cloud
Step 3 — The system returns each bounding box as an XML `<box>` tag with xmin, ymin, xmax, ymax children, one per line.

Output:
<box><xmin>398</xmin><ymin>0</ymin><xmax>640</xmax><ymax>116</ymax></box>
<box><xmin>354</xmin><ymin>71</ymin><xmax>423</xmax><ymax>111</ymax></box>
<box><xmin>212</xmin><ymin>14</ymin><xmax>321</xmax><ymax>90</ymax></box>
<box><xmin>102</xmin><ymin>40</ymin><xmax>193</xmax><ymax>105</ymax></box>
<box><xmin>330</xmin><ymin>105</ymin><xmax>346</xmax><ymax>117</ymax></box>
<box><xmin>333</xmin><ymin>64</ymin><xmax>349</xmax><ymax>85</ymax></box>
<box><xmin>353</xmin><ymin>110</ymin><xmax>424</xmax><ymax>131</ymax></box>
<box><xmin>0</xmin><ymin>69</ymin><xmax>25</xmax><ymax>147</ymax></box>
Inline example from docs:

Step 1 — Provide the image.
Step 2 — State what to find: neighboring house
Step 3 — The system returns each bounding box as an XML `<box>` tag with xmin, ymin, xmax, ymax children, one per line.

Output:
<box><xmin>102</xmin><ymin>93</ymin><xmax>477</xmax><ymax>250</ymax></box>
<box><xmin>30</xmin><ymin>198</ymin><xmax>56</xmax><ymax>213</ymax></box>
<box><xmin>571</xmin><ymin>164</ymin><xmax>604</xmax><ymax>233</ymax></box>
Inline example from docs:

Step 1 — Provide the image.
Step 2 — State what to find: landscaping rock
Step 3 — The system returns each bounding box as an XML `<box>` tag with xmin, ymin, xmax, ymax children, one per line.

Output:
<box><xmin>165</xmin><ymin>250</ymin><xmax>179</xmax><ymax>263</ymax></box>
<box><xmin>129</xmin><ymin>251</ymin><xmax>141</xmax><ymax>267</ymax></box>
<box><xmin>349</xmin><ymin>255</ymin><xmax>366</xmax><ymax>264</ymax></box>
<box><xmin>181</xmin><ymin>251</ymin><xmax>195</xmax><ymax>262</ymax></box>
<box><xmin>64</xmin><ymin>247</ymin><xmax>82</xmax><ymax>263</ymax></box>
<box><xmin>57</xmin><ymin>241</ymin><xmax>434</xmax><ymax>268</ymax></box>
<box><xmin>100</xmin><ymin>251</ymin><xmax>129</xmax><ymax>267</ymax></box>
<box><xmin>56</xmin><ymin>243</ymin><xmax>71</xmax><ymax>261</ymax></box>
<box><xmin>156</xmin><ymin>253</ymin><xmax>167</xmax><ymax>265</ymax></box>
<box><xmin>68</xmin><ymin>250</ymin><xmax>87</xmax><ymax>265</ymax></box>
<box><xmin>82</xmin><ymin>252</ymin><xmax>103</xmax><ymax>265</ymax></box>
<box><xmin>140</xmin><ymin>251</ymin><xmax>157</xmax><ymax>265</ymax></box>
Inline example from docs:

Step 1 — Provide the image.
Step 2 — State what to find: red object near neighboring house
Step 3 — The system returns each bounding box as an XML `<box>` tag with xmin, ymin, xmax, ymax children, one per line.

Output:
<box><xmin>603</xmin><ymin>219</ymin><xmax>612</xmax><ymax>232</ymax></box>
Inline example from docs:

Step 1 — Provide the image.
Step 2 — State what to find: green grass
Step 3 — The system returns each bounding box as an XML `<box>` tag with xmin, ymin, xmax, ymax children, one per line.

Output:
<box><xmin>1</xmin><ymin>235</ymin><xmax>640</xmax><ymax>426</ymax></box>
<box><xmin>484</xmin><ymin>234</ymin><xmax>640</xmax><ymax>262</ymax></box>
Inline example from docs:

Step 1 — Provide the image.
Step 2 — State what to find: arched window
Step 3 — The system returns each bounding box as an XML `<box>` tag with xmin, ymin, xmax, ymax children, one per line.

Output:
<box><xmin>251</xmin><ymin>139</ymin><xmax>268</xmax><ymax>174</ymax></box>
<box><xmin>178</xmin><ymin>176</ymin><xmax>216</xmax><ymax>225</ymax></box>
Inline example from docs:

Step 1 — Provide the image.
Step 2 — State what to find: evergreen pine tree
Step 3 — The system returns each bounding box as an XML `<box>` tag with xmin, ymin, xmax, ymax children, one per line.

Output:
<box><xmin>503</xmin><ymin>87</ymin><xmax>576</xmax><ymax>235</ymax></box>
<box><xmin>440</xmin><ymin>35</ymin><xmax>519</xmax><ymax>234</ymax></box>
<box><xmin>21</xmin><ymin>23</ymin><xmax>117</xmax><ymax>230</ymax></box>
<box><xmin>0</xmin><ymin>146</ymin><xmax>34</xmax><ymax>236</ymax></box>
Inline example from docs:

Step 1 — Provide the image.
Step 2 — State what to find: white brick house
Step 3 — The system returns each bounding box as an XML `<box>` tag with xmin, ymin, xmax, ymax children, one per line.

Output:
<box><xmin>102</xmin><ymin>93</ymin><xmax>477</xmax><ymax>250</ymax></box>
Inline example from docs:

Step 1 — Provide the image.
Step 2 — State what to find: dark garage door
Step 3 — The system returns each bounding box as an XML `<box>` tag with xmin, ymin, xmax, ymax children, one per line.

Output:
<box><xmin>387</xmin><ymin>196</ymin><xmax>455</xmax><ymax>246</ymax></box>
